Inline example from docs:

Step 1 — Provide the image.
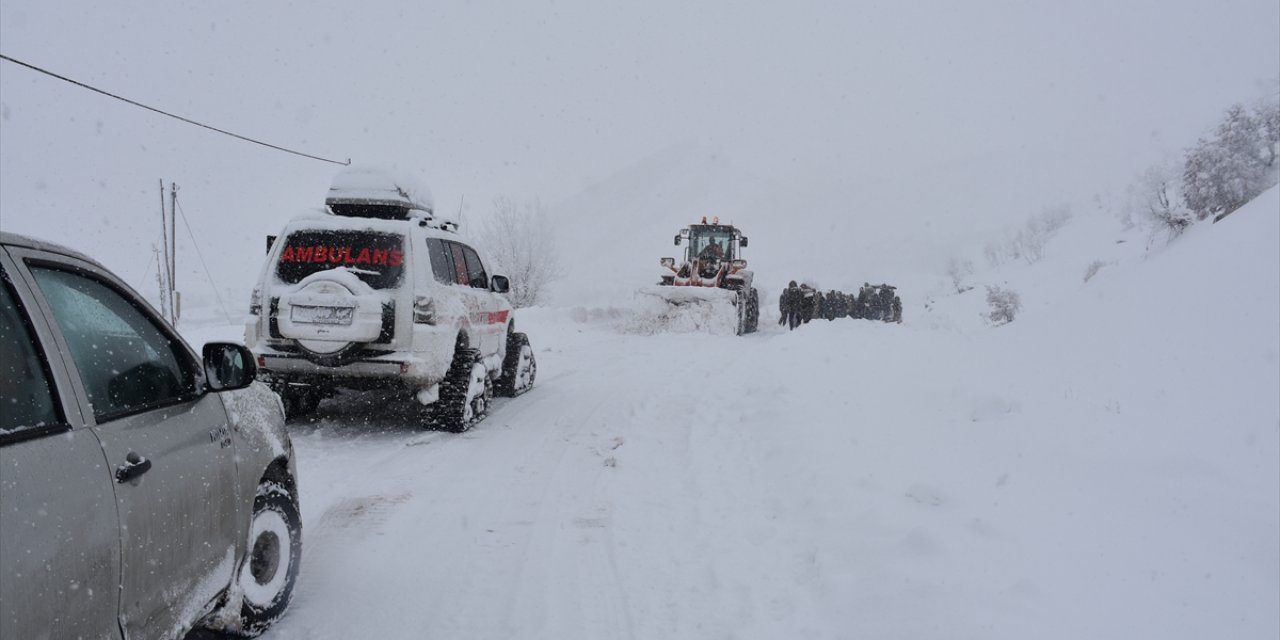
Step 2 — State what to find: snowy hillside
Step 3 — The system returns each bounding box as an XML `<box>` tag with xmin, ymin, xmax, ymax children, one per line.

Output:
<box><xmin>179</xmin><ymin>187</ymin><xmax>1279</xmax><ymax>639</ymax></box>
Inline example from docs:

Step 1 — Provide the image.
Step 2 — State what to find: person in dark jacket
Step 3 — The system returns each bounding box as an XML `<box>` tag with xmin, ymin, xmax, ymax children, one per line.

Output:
<box><xmin>831</xmin><ymin>291</ymin><xmax>848</xmax><ymax>319</ymax></box>
<box><xmin>799</xmin><ymin>284</ymin><xmax>816</xmax><ymax>324</ymax></box>
<box><xmin>824</xmin><ymin>290</ymin><xmax>839</xmax><ymax>320</ymax></box>
<box><xmin>877</xmin><ymin>285</ymin><xmax>895</xmax><ymax>322</ymax></box>
<box><xmin>778</xmin><ymin>280</ymin><xmax>802</xmax><ymax>330</ymax></box>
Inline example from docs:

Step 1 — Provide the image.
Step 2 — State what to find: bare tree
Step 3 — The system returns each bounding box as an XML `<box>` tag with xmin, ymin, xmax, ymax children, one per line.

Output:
<box><xmin>1083</xmin><ymin>259</ymin><xmax>1108</xmax><ymax>283</ymax></box>
<box><xmin>945</xmin><ymin>256</ymin><xmax>975</xmax><ymax>293</ymax></box>
<box><xmin>1257</xmin><ymin>95</ymin><xmax>1280</xmax><ymax>169</ymax></box>
<box><xmin>984</xmin><ymin>205</ymin><xmax>1074</xmax><ymax>266</ymax></box>
<box><xmin>475</xmin><ymin>196</ymin><xmax>561</xmax><ymax>308</ymax></box>
<box><xmin>984</xmin><ymin>286</ymin><xmax>1021</xmax><ymax>326</ymax></box>
<box><xmin>1183</xmin><ymin>102</ymin><xmax>1276</xmax><ymax>220</ymax></box>
<box><xmin>1129</xmin><ymin>161</ymin><xmax>1193</xmax><ymax>240</ymax></box>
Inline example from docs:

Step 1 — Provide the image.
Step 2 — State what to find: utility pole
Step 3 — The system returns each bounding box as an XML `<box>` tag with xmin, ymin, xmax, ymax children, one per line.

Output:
<box><xmin>170</xmin><ymin>182</ymin><xmax>180</xmax><ymax>325</ymax></box>
<box><xmin>158</xmin><ymin>180</ymin><xmax>171</xmax><ymax>322</ymax></box>
<box><xmin>157</xmin><ymin>180</ymin><xmax>180</xmax><ymax>326</ymax></box>
<box><xmin>153</xmin><ymin>245</ymin><xmax>170</xmax><ymax>321</ymax></box>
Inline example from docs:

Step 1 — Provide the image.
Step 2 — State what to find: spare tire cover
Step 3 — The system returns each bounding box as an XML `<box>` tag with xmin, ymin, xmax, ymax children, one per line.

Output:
<box><xmin>278</xmin><ymin>277</ymin><xmax>377</xmax><ymax>364</ymax></box>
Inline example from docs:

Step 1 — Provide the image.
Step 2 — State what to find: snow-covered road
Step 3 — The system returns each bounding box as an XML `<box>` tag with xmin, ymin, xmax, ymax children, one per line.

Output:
<box><xmin>176</xmin><ymin>191</ymin><xmax>1279</xmax><ymax>640</ymax></box>
<box><xmin>255</xmin><ymin>301</ymin><xmax>1275</xmax><ymax>639</ymax></box>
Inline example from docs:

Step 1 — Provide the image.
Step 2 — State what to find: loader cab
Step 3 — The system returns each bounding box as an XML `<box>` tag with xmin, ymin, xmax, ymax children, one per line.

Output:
<box><xmin>685</xmin><ymin>225</ymin><xmax>739</xmax><ymax>264</ymax></box>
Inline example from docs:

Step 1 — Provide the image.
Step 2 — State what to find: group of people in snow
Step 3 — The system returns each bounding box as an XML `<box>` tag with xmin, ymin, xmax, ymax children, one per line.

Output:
<box><xmin>777</xmin><ymin>281</ymin><xmax>903</xmax><ymax>330</ymax></box>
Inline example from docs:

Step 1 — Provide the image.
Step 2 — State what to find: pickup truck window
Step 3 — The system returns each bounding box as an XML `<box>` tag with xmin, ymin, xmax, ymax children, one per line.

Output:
<box><xmin>29</xmin><ymin>266</ymin><xmax>195</xmax><ymax>422</ymax></box>
<box><xmin>0</xmin><ymin>271</ymin><xmax>61</xmax><ymax>436</ymax></box>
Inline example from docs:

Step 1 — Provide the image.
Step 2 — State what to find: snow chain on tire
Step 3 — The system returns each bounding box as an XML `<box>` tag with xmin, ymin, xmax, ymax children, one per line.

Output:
<box><xmin>496</xmin><ymin>332</ymin><xmax>536</xmax><ymax>397</ymax></box>
<box><xmin>429</xmin><ymin>347</ymin><xmax>491</xmax><ymax>433</ymax></box>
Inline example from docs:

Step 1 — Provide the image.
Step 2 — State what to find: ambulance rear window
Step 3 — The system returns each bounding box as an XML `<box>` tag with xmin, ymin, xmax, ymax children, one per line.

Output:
<box><xmin>275</xmin><ymin>229</ymin><xmax>405</xmax><ymax>290</ymax></box>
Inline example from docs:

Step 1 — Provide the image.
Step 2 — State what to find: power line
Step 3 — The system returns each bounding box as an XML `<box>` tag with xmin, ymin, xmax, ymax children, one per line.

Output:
<box><xmin>140</xmin><ymin>241</ymin><xmax>158</xmax><ymax>292</ymax></box>
<box><xmin>0</xmin><ymin>53</ymin><xmax>350</xmax><ymax>166</ymax></box>
<box><xmin>175</xmin><ymin>196</ymin><xmax>235</xmax><ymax>325</ymax></box>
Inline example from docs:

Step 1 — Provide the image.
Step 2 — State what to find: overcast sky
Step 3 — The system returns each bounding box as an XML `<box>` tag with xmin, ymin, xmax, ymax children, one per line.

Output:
<box><xmin>1</xmin><ymin>0</ymin><xmax>1276</xmax><ymax>308</ymax></box>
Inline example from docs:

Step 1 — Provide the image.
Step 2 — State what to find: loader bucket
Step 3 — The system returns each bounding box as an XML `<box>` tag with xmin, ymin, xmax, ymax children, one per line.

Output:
<box><xmin>630</xmin><ymin>286</ymin><xmax>756</xmax><ymax>335</ymax></box>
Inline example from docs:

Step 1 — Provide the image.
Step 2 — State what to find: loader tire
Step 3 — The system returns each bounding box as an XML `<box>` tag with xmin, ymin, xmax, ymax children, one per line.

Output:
<box><xmin>735</xmin><ymin>288</ymin><xmax>759</xmax><ymax>336</ymax></box>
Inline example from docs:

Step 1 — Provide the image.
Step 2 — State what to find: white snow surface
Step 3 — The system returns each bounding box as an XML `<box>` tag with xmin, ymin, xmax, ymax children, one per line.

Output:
<box><xmin>180</xmin><ymin>188</ymin><xmax>1279</xmax><ymax>640</ymax></box>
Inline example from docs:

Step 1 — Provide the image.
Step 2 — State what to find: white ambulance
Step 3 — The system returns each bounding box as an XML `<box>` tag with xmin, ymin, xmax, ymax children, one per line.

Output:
<box><xmin>245</xmin><ymin>166</ymin><xmax>536</xmax><ymax>432</ymax></box>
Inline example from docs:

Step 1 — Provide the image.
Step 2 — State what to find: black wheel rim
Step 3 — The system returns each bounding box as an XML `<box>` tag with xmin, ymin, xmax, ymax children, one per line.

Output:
<box><xmin>250</xmin><ymin>530</ymin><xmax>282</xmax><ymax>586</ymax></box>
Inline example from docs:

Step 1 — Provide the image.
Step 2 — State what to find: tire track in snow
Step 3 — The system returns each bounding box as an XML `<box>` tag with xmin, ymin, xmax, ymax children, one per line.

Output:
<box><xmin>277</xmin><ymin>401</ymin><xmax>466</xmax><ymax>623</ymax></box>
<box><xmin>624</xmin><ymin>331</ymin><xmax>834</xmax><ymax>635</ymax></box>
<box><xmin>493</xmin><ymin>380</ymin><xmax>639</xmax><ymax>640</ymax></box>
<box><xmin>264</xmin><ymin>384</ymin><xmax>551</xmax><ymax>637</ymax></box>
<box><xmin>265</xmin><ymin>326</ymin><xmax>774</xmax><ymax>638</ymax></box>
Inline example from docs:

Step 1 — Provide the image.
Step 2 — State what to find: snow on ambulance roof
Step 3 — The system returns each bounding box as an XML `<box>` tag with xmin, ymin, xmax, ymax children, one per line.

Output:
<box><xmin>281</xmin><ymin>206</ymin><xmax>471</xmax><ymax>242</ymax></box>
<box><xmin>325</xmin><ymin>164</ymin><xmax>434</xmax><ymax>214</ymax></box>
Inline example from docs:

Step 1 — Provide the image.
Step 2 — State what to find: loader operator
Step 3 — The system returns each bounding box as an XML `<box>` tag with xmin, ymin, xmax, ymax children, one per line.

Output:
<box><xmin>699</xmin><ymin>239</ymin><xmax>724</xmax><ymax>261</ymax></box>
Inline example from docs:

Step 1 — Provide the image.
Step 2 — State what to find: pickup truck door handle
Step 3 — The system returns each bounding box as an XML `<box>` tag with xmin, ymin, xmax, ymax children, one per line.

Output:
<box><xmin>115</xmin><ymin>452</ymin><xmax>152</xmax><ymax>483</ymax></box>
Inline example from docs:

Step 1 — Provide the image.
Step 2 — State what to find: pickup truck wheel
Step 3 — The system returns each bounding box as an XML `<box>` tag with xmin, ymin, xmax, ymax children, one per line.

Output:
<box><xmin>235</xmin><ymin>481</ymin><xmax>301</xmax><ymax>636</ymax></box>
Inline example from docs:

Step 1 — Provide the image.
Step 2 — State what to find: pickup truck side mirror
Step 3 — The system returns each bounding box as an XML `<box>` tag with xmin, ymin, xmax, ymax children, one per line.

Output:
<box><xmin>490</xmin><ymin>274</ymin><xmax>511</xmax><ymax>294</ymax></box>
<box><xmin>203</xmin><ymin>342</ymin><xmax>257</xmax><ymax>392</ymax></box>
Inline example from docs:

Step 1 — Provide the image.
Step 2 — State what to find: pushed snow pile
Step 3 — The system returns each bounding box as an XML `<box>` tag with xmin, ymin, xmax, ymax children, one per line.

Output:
<box><xmin>626</xmin><ymin>286</ymin><xmax>740</xmax><ymax>335</ymax></box>
<box><xmin>326</xmin><ymin>163</ymin><xmax>434</xmax><ymax>213</ymax></box>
